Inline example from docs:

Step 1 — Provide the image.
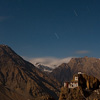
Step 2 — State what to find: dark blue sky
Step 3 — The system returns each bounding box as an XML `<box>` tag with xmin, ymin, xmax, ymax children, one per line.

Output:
<box><xmin>0</xmin><ymin>0</ymin><xmax>100</xmax><ymax>58</ymax></box>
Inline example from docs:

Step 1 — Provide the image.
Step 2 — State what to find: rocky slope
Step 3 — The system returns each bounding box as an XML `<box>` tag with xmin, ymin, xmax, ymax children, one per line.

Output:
<box><xmin>0</xmin><ymin>45</ymin><xmax>60</xmax><ymax>100</ymax></box>
<box><xmin>50</xmin><ymin>56</ymin><xmax>100</xmax><ymax>84</ymax></box>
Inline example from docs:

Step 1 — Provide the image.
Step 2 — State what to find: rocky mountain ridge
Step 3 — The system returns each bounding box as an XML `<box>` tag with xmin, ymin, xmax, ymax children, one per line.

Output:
<box><xmin>0</xmin><ymin>45</ymin><xmax>60</xmax><ymax>100</ymax></box>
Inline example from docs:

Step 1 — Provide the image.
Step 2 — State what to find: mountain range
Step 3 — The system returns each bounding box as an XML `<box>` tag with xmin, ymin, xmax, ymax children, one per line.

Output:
<box><xmin>49</xmin><ymin>56</ymin><xmax>100</xmax><ymax>84</ymax></box>
<box><xmin>1</xmin><ymin>44</ymin><xmax>100</xmax><ymax>100</ymax></box>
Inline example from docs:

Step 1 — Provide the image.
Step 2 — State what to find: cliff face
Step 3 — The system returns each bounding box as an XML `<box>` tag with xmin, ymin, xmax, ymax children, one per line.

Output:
<box><xmin>59</xmin><ymin>73</ymin><xmax>100</xmax><ymax>100</ymax></box>
<box><xmin>50</xmin><ymin>57</ymin><xmax>100</xmax><ymax>84</ymax></box>
<box><xmin>0</xmin><ymin>45</ymin><xmax>60</xmax><ymax>100</ymax></box>
<box><xmin>78</xmin><ymin>74</ymin><xmax>100</xmax><ymax>90</ymax></box>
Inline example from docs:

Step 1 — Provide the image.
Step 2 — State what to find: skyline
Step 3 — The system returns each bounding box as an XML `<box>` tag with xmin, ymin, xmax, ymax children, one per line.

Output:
<box><xmin>0</xmin><ymin>0</ymin><xmax>100</xmax><ymax>62</ymax></box>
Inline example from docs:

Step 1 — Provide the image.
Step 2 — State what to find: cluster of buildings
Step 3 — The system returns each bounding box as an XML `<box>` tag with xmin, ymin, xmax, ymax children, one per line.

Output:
<box><xmin>64</xmin><ymin>72</ymin><xmax>84</xmax><ymax>88</ymax></box>
<box><xmin>64</xmin><ymin>71</ymin><xmax>100</xmax><ymax>90</ymax></box>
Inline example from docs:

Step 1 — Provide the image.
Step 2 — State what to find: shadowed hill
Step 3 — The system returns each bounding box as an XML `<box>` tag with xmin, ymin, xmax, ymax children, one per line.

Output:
<box><xmin>0</xmin><ymin>45</ymin><xmax>60</xmax><ymax>100</ymax></box>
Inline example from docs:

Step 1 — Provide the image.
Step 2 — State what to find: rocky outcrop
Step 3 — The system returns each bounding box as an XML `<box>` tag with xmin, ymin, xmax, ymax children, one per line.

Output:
<box><xmin>78</xmin><ymin>74</ymin><xmax>100</xmax><ymax>90</ymax></box>
<box><xmin>59</xmin><ymin>73</ymin><xmax>100</xmax><ymax>100</ymax></box>
<box><xmin>59</xmin><ymin>86</ymin><xmax>85</xmax><ymax>100</ymax></box>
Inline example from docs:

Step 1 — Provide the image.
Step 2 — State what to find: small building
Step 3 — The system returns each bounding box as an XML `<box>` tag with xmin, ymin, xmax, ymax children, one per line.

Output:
<box><xmin>68</xmin><ymin>82</ymin><xmax>78</xmax><ymax>88</ymax></box>
<box><xmin>64</xmin><ymin>72</ymin><xmax>80</xmax><ymax>88</ymax></box>
<box><xmin>75</xmin><ymin>76</ymin><xmax>78</xmax><ymax>81</ymax></box>
<box><xmin>64</xmin><ymin>82</ymin><xmax>69</xmax><ymax>88</ymax></box>
<box><xmin>64</xmin><ymin>76</ymin><xmax>78</xmax><ymax>88</ymax></box>
<box><xmin>78</xmin><ymin>72</ymin><xmax>85</xmax><ymax>74</ymax></box>
<box><xmin>78</xmin><ymin>72</ymin><xmax>82</xmax><ymax>74</ymax></box>
<box><xmin>64</xmin><ymin>81</ymin><xmax>78</xmax><ymax>88</ymax></box>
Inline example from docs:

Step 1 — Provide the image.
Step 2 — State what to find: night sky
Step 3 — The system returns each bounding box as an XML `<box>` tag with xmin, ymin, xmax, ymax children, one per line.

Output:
<box><xmin>0</xmin><ymin>0</ymin><xmax>100</xmax><ymax>59</ymax></box>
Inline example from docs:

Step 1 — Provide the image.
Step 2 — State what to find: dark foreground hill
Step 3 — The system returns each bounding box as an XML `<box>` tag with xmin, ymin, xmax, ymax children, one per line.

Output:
<box><xmin>0</xmin><ymin>45</ymin><xmax>60</xmax><ymax>100</ymax></box>
<box><xmin>50</xmin><ymin>56</ymin><xmax>100</xmax><ymax>84</ymax></box>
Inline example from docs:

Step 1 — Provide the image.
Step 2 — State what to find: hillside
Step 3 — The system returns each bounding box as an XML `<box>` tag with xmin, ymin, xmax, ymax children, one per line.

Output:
<box><xmin>0</xmin><ymin>45</ymin><xmax>60</xmax><ymax>100</ymax></box>
<box><xmin>50</xmin><ymin>57</ymin><xmax>100</xmax><ymax>84</ymax></box>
